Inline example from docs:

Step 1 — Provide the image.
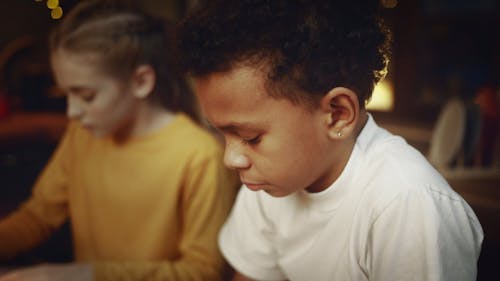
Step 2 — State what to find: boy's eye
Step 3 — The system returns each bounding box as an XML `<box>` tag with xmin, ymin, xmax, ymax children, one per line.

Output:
<box><xmin>241</xmin><ymin>135</ymin><xmax>261</xmax><ymax>145</ymax></box>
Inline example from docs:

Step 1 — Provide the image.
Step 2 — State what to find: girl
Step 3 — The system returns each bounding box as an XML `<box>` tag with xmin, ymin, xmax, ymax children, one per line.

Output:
<box><xmin>0</xmin><ymin>1</ymin><xmax>237</xmax><ymax>280</ymax></box>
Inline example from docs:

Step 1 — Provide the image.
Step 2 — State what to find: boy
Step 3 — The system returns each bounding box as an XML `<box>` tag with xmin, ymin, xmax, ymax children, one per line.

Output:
<box><xmin>179</xmin><ymin>0</ymin><xmax>483</xmax><ymax>280</ymax></box>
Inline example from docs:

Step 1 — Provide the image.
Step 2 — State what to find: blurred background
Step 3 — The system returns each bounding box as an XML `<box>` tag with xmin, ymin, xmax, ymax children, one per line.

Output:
<box><xmin>0</xmin><ymin>0</ymin><xmax>498</xmax><ymax>280</ymax></box>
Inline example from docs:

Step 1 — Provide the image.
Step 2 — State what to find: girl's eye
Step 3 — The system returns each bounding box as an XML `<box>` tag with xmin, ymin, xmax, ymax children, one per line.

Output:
<box><xmin>81</xmin><ymin>92</ymin><xmax>96</xmax><ymax>102</ymax></box>
<box><xmin>242</xmin><ymin>135</ymin><xmax>261</xmax><ymax>145</ymax></box>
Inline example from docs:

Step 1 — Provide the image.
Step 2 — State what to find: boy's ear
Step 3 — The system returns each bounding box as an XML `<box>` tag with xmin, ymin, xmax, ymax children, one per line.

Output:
<box><xmin>131</xmin><ymin>64</ymin><xmax>156</xmax><ymax>99</ymax></box>
<box><xmin>319</xmin><ymin>87</ymin><xmax>360</xmax><ymax>140</ymax></box>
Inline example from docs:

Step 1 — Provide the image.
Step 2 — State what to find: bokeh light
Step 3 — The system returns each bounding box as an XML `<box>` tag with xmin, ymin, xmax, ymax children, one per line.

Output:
<box><xmin>46</xmin><ymin>0</ymin><xmax>59</xmax><ymax>10</ymax></box>
<box><xmin>381</xmin><ymin>0</ymin><xmax>397</xmax><ymax>9</ymax></box>
<box><xmin>51</xmin><ymin>6</ymin><xmax>63</xmax><ymax>19</ymax></box>
<box><xmin>367</xmin><ymin>80</ymin><xmax>395</xmax><ymax>112</ymax></box>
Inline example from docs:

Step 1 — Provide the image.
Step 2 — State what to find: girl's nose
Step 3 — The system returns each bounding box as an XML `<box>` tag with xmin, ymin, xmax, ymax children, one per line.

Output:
<box><xmin>66</xmin><ymin>95</ymin><xmax>83</xmax><ymax>120</ymax></box>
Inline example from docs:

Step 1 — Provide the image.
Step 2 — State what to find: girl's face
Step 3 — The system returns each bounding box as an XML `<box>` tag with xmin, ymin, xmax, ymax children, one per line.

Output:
<box><xmin>51</xmin><ymin>49</ymin><xmax>141</xmax><ymax>138</ymax></box>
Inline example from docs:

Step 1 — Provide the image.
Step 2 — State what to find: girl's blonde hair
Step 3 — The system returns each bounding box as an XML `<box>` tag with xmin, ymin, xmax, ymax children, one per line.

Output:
<box><xmin>50</xmin><ymin>0</ymin><xmax>198</xmax><ymax>120</ymax></box>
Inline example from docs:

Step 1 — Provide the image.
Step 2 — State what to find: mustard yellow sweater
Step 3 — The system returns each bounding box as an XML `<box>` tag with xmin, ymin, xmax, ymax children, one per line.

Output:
<box><xmin>0</xmin><ymin>114</ymin><xmax>238</xmax><ymax>281</ymax></box>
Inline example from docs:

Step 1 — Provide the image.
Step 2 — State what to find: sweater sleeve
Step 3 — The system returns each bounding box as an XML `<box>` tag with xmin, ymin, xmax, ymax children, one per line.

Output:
<box><xmin>0</xmin><ymin>123</ymin><xmax>72</xmax><ymax>260</ymax></box>
<box><xmin>93</xmin><ymin>147</ymin><xmax>238</xmax><ymax>281</ymax></box>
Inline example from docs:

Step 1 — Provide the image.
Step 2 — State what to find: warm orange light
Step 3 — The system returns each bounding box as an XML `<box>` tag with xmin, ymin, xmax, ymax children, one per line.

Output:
<box><xmin>381</xmin><ymin>0</ymin><xmax>398</xmax><ymax>8</ymax></box>
<box><xmin>366</xmin><ymin>80</ymin><xmax>394</xmax><ymax>112</ymax></box>
<box><xmin>47</xmin><ymin>0</ymin><xmax>59</xmax><ymax>9</ymax></box>
<box><xmin>51</xmin><ymin>6</ymin><xmax>63</xmax><ymax>19</ymax></box>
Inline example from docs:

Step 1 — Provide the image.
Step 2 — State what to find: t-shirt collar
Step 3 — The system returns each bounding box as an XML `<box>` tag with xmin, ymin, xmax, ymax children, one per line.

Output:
<box><xmin>299</xmin><ymin>113</ymin><xmax>378</xmax><ymax>212</ymax></box>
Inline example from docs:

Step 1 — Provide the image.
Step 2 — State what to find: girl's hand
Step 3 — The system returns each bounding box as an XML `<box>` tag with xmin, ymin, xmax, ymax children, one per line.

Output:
<box><xmin>0</xmin><ymin>263</ymin><xmax>92</xmax><ymax>281</ymax></box>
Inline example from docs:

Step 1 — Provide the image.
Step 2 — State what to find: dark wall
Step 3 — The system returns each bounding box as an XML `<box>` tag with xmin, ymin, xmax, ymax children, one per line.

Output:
<box><xmin>1</xmin><ymin>0</ymin><xmax>498</xmax><ymax>121</ymax></box>
<box><xmin>383</xmin><ymin>0</ymin><xmax>499</xmax><ymax>122</ymax></box>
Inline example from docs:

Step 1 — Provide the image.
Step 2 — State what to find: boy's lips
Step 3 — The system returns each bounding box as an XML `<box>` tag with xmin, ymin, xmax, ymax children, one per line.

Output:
<box><xmin>242</xmin><ymin>180</ymin><xmax>265</xmax><ymax>191</ymax></box>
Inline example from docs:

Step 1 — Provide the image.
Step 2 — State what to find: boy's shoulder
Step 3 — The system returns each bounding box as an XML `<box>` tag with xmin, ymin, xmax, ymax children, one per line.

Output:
<box><xmin>358</xmin><ymin>116</ymin><xmax>448</xmax><ymax>190</ymax></box>
<box><xmin>356</xmin><ymin>131</ymin><xmax>465</xmax><ymax>218</ymax></box>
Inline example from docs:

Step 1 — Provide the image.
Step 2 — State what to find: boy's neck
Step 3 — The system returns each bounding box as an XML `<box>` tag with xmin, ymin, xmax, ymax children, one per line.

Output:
<box><xmin>306</xmin><ymin>111</ymin><xmax>368</xmax><ymax>193</ymax></box>
<box><xmin>355</xmin><ymin>110</ymin><xmax>369</xmax><ymax>136</ymax></box>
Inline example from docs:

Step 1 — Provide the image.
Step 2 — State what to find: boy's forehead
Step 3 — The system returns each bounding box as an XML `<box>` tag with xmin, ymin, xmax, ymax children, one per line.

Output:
<box><xmin>194</xmin><ymin>66</ymin><xmax>268</xmax><ymax>100</ymax></box>
<box><xmin>194</xmin><ymin>68</ymin><xmax>278</xmax><ymax>127</ymax></box>
<box><xmin>197</xmin><ymin>62</ymin><xmax>318</xmax><ymax>108</ymax></box>
<box><xmin>194</xmin><ymin>65</ymin><xmax>316</xmax><ymax>113</ymax></box>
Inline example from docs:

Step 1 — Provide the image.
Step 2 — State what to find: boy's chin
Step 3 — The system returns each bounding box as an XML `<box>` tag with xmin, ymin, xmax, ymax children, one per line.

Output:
<box><xmin>263</xmin><ymin>189</ymin><xmax>293</xmax><ymax>198</ymax></box>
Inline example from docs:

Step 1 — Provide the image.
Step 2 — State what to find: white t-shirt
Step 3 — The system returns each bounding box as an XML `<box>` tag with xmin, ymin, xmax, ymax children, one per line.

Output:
<box><xmin>219</xmin><ymin>115</ymin><xmax>483</xmax><ymax>281</ymax></box>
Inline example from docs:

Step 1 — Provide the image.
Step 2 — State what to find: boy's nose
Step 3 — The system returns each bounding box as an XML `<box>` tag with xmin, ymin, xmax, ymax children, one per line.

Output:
<box><xmin>224</xmin><ymin>141</ymin><xmax>250</xmax><ymax>170</ymax></box>
<box><xmin>66</xmin><ymin>96</ymin><xmax>83</xmax><ymax>120</ymax></box>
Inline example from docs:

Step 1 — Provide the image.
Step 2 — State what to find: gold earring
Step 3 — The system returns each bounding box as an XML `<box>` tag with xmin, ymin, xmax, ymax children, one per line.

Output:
<box><xmin>337</xmin><ymin>130</ymin><xmax>343</xmax><ymax>137</ymax></box>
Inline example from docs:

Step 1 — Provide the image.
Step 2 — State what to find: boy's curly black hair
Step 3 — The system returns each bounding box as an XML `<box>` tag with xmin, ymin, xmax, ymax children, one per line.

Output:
<box><xmin>179</xmin><ymin>0</ymin><xmax>391</xmax><ymax>107</ymax></box>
